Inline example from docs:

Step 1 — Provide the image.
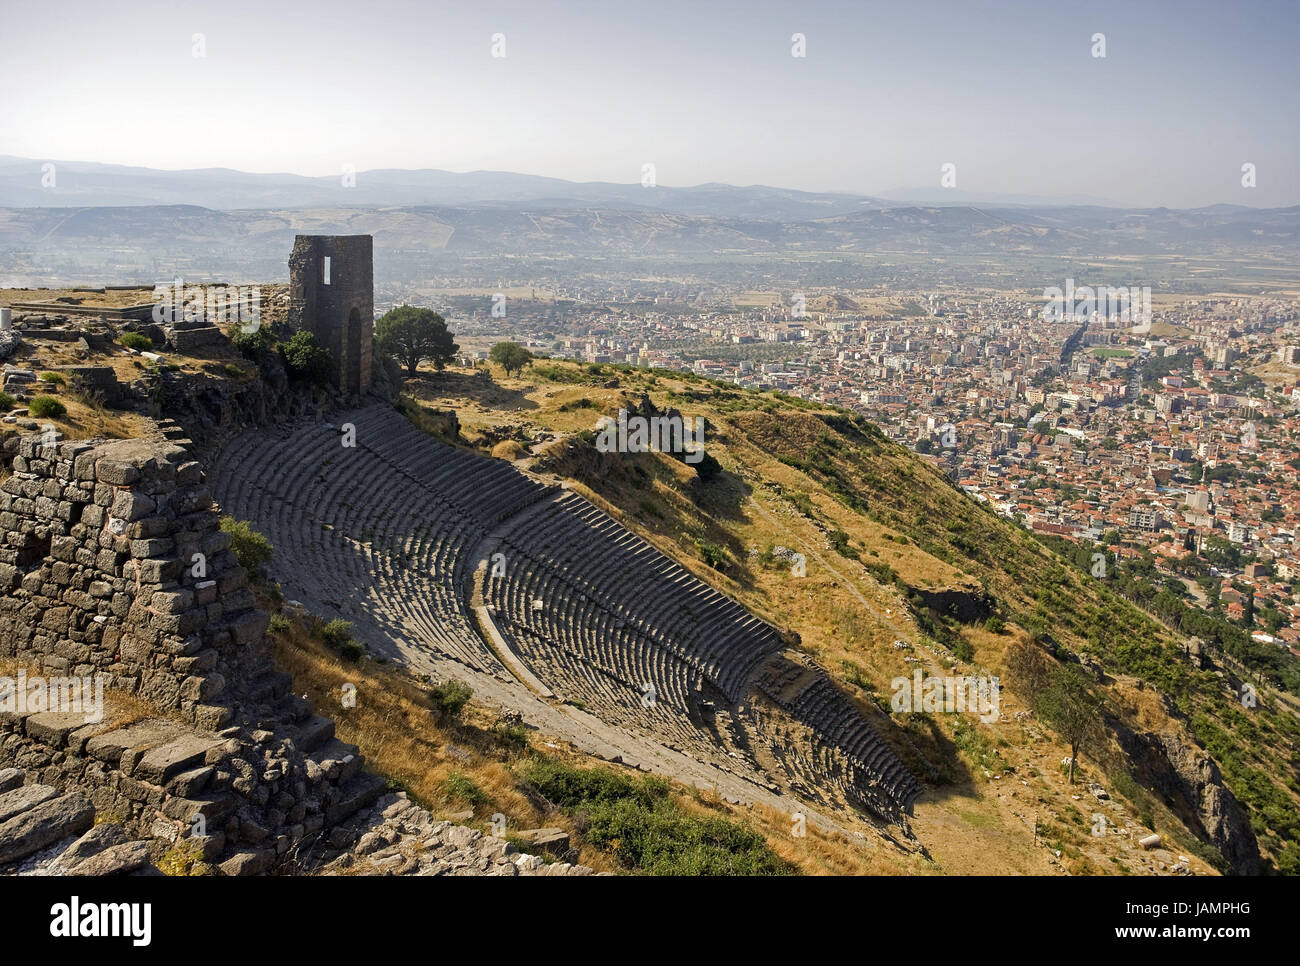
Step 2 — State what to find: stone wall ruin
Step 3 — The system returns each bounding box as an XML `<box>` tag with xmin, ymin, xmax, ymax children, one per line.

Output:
<box><xmin>288</xmin><ymin>235</ymin><xmax>374</xmax><ymax>395</ymax></box>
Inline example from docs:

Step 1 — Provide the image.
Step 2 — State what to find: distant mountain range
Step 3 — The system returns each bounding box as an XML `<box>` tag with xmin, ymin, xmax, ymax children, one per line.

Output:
<box><xmin>2</xmin><ymin>198</ymin><xmax>1296</xmax><ymax>257</ymax></box>
<box><xmin>1</xmin><ymin>157</ymin><xmax>1297</xmax><ymax>289</ymax></box>
<box><xmin>0</xmin><ymin>156</ymin><xmax>886</xmax><ymax>220</ymax></box>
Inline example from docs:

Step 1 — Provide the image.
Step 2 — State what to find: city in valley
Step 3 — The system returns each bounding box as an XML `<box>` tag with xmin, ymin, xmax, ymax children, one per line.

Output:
<box><xmin>448</xmin><ymin>285</ymin><xmax>1300</xmax><ymax>660</ymax></box>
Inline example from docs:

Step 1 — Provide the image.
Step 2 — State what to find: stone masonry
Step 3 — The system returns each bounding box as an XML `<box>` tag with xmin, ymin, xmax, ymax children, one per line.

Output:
<box><xmin>288</xmin><ymin>235</ymin><xmax>373</xmax><ymax>395</ymax></box>
<box><xmin>0</xmin><ymin>435</ymin><xmax>255</xmax><ymax>729</ymax></box>
<box><xmin>0</xmin><ymin>430</ymin><xmax>591</xmax><ymax>875</ymax></box>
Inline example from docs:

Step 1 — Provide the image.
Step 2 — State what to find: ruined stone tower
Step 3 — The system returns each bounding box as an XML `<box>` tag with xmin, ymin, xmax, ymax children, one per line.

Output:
<box><xmin>288</xmin><ymin>235</ymin><xmax>374</xmax><ymax>393</ymax></box>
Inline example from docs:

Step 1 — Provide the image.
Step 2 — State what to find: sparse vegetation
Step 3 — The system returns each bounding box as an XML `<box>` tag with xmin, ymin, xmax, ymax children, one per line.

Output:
<box><xmin>28</xmin><ymin>396</ymin><xmax>66</xmax><ymax>418</ymax></box>
<box><xmin>281</xmin><ymin>330</ymin><xmax>335</xmax><ymax>385</ymax></box>
<box><xmin>428</xmin><ymin>679</ymin><xmax>473</xmax><ymax>721</ymax></box>
<box><xmin>514</xmin><ymin>758</ymin><xmax>793</xmax><ymax>875</ymax></box>
<box><xmin>219</xmin><ymin>516</ymin><xmax>274</xmax><ymax>575</ymax></box>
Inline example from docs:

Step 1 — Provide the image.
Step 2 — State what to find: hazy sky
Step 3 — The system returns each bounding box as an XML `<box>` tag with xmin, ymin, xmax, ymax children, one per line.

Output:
<box><xmin>2</xmin><ymin>0</ymin><xmax>1297</xmax><ymax>207</ymax></box>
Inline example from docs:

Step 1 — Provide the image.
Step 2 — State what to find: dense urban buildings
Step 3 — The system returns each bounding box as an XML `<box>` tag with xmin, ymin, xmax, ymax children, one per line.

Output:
<box><xmin>451</xmin><ymin>289</ymin><xmax>1300</xmax><ymax>652</ymax></box>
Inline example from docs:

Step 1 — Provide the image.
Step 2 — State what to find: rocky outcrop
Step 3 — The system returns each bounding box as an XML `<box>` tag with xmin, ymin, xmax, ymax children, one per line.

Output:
<box><xmin>148</xmin><ymin>360</ymin><xmax>308</xmax><ymax>458</ymax></box>
<box><xmin>0</xmin><ymin>331</ymin><xmax>20</xmax><ymax>360</ymax></box>
<box><xmin>908</xmin><ymin>585</ymin><xmax>995</xmax><ymax>624</ymax></box>
<box><xmin>1118</xmin><ymin>726</ymin><xmax>1262</xmax><ymax>875</ymax></box>
<box><xmin>308</xmin><ymin>792</ymin><xmax>597</xmax><ymax>877</ymax></box>
<box><xmin>0</xmin><ymin>780</ymin><xmax>94</xmax><ymax>865</ymax></box>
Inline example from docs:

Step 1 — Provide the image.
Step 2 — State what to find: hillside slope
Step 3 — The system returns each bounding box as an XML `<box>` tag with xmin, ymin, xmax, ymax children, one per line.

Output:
<box><xmin>421</xmin><ymin>359</ymin><xmax>1299</xmax><ymax>875</ymax></box>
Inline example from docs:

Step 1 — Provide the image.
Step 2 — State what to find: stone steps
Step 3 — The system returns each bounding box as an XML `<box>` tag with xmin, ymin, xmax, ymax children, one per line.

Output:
<box><xmin>209</xmin><ymin>404</ymin><xmax>924</xmax><ymax>824</ymax></box>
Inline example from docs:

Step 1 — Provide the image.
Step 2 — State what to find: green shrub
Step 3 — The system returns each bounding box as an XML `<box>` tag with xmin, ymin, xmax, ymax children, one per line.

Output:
<box><xmin>281</xmin><ymin>330</ymin><xmax>335</xmax><ymax>385</ymax></box>
<box><xmin>318</xmin><ymin>617</ymin><xmax>363</xmax><ymax>661</ymax></box>
<box><xmin>119</xmin><ymin>332</ymin><xmax>153</xmax><ymax>351</ymax></box>
<box><xmin>39</xmin><ymin>371</ymin><xmax>66</xmax><ymax>386</ymax></box>
<box><xmin>28</xmin><ymin>396</ymin><xmax>66</xmax><ymax>419</ymax></box>
<box><xmin>319</xmin><ymin>618</ymin><xmax>354</xmax><ymax>650</ymax></box>
<box><xmin>268</xmin><ymin>613</ymin><xmax>291</xmax><ymax>633</ymax></box>
<box><xmin>442</xmin><ymin>771</ymin><xmax>486</xmax><ymax>808</ymax></box>
<box><xmin>495</xmin><ymin>721</ymin><xmax>528</xmax><ymax>749</ymax></box>
<box><xmin>788</xmin><ymin>492</ymin><xmax>816</xmax><ymax>517</ymax></box>
<box><xmin>514</xmin><ymin>758</ymin><xmax>792</xmax><ymax>875</ymax></box>
<box><xmin>0</xmin><ymin>391</ymin><xmax>15</xmax><ymax>410</ymax></box>
<box><xmin>827</xmin><ymin>529</ymin><xmax>858</xmax><ymax>560</ymax></box>
<box><xmin>219</xmin><ymin>516</ymin><xmax>273</xmax><ymax>574</ymax></box>
<box><xmin>695</xmin><ymin>539</ymin><xmax>727</xmax><ymax>570</ymax></box>
<box><xmin>230</xmin><ymin>324</ymin><xmax>276</xmax><ymax>361</ymax></box>
<box><xmin>949</xmin><ymin>637</ymin><xmax>975</xmax><ymax>662</ymax></box>
<box><xmin>984</xmin><ymin>616</ymin><xmax>1006</xmax><ymax>634</ymax></box>
<box><xmin>429</xmin><ymin>679</ymin><xmax>473</xmax><ymax>719</ymax></box>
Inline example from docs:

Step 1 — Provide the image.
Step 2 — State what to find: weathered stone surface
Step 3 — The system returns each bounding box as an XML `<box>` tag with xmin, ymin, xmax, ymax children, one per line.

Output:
<box><xmin>25</xmin><ymin>712</ymin><xmax>93</xmax><ymax>749</ymax></box>
<box><xmin>66</xmin><ymin>840</ymin><xmax>152</xmax><ymax>876</ymax></box>
<box><xmin>324</xmin><ymin>772</ymin><xmax>386</xmax><ymax>825</ymax></box>
<box><xmin>218</xmin><ymin>848</ymin><xmax>274</xmax><ymax>877</ymax></box>
<box><xmin>86</xmin><ymin>720</ymin><xmax>178</xmax><ymax>766</ymax></box>
<box><xmin>0</xmin><ymin>792</ymin><xmax>94</xmax><ymax>864</ymax></box>
<box><xmin>0</xmin><ymin>782</ymin><xmax>58</xmax><ymax>824</ymax></box>
<box><xmin>52</xmin><ymin>821</ymin><xmax>128</xmax><ymax>869</ymax></box>
<box><xmin>1</xmin><ymin>434</ymin><xmax>267</xmax><ymax>732</ymax></box>
<box><xmin>1118</xmin><ymin>726</ymin><xmax>1262</xmax><ymax>875</ymax></box>
<box><xmin>511</xmin><ymin>828</ymin><xmax>570</xmax><ymax>852</ymax></box>
<box><xmin>134</xmin><ymin>734</ymin><xmax>223</xmax><ymax>785</ymax></box>
<box><xmin>161</xmin><ymin>792</ymin><xmax>238</xmax><ymax>824</ymax></box>
<box><xmin>310</xmin><ymin>793</ymin><xmax>596</xmax><ymax>878</ymax></box>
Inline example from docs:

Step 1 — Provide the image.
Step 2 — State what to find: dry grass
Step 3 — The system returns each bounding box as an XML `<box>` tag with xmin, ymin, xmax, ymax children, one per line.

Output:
<box><xmin>8</xmin><ymin>388</ymin><xmax>143</xmax><ymax>442</ymax></box>
<box><xmin>259</xmin><ymin>593</ymin><xmax>931</xmax><ymax>874</ymax></box>
<box><xmin>490</xmin><ymin>439</ymin><xmax>526</xmax><ymax>460</ymax></box>
<box><xmin>261</xmin><ymin>601</ymin><xmax>619</xmax><ymax>873</ymax></box>
<box><xmin>0</xmin><ymin>656</ymin><xmax>165</xmax><ymax>734</ymax></box>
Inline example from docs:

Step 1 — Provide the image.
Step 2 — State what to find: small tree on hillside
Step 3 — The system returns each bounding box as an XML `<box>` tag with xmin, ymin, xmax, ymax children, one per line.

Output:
<box><xmin>1037</xmin><ymin>663</ymin><xmax>1104</xmax><ymax>784</ymax></box>
<box><xmin>375</xmin><ymin>306</ymin><xmax>458</xmax><ymax>378</ymax></box>
<box><xmin>489</xmin><ymin>341</ymin><xmax>534</xmax><ymax>378</ymax></box>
